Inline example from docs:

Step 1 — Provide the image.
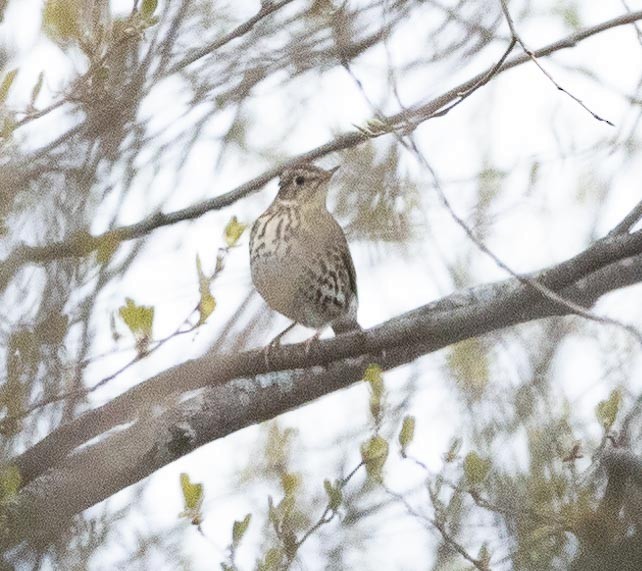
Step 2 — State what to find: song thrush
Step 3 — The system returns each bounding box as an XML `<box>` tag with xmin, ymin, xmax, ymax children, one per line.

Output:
<box><xmin>250</xmin><ymin>163</ymin><xmax>360</xmax><ymax>345</ymax></box>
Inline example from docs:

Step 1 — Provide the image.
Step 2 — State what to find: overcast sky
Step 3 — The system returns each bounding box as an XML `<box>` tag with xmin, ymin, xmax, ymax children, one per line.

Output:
<box><xmin>3</xmin><ymin>0</ymin><xmax>642</xmax><ymax>569</ymax></box>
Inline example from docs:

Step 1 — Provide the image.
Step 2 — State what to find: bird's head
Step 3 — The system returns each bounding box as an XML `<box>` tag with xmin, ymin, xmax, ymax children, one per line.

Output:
<box><xmin>276</xmin><ymin>163</ymin><xmax>339</xmax><ymax>207</ymax></box>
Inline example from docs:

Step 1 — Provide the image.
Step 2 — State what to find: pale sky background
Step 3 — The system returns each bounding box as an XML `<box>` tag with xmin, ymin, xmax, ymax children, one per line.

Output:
<box><xmin>2</xmin><ymin>0</ymin><xmax>642</xmax><ymax>569</ymax></box>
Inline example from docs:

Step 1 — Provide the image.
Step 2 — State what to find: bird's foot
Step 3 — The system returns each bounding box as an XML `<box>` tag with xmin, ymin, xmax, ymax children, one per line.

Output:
<box><xmin>263</xmin><ymin>322</ymin><xmax>297</xmax><ymax>368</ymax></box>
<box><xmin>303</xmin><ymin>330</ymin><xmax>322</xmax><ymax>358</ymax></box>
<box><xmin>263</xmin><ymin>337</ymin><xmax>281</xmax><ymax>369</ymax></box>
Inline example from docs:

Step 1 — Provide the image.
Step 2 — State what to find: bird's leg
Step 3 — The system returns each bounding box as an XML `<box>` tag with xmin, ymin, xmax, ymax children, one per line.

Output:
<box><xmin>269</xmin><ymin>322</ymin><xmax>298</xmax><ymax>347</ymax></box>
<box><xmin>264</xmin><ymin>322</ymin><xmax>298</xmax><ymax>368</ymax></box>
<box><xmin>303</xmin><ymin>329</ymin><xmax>323</xmax><ymax>357</ymax></box>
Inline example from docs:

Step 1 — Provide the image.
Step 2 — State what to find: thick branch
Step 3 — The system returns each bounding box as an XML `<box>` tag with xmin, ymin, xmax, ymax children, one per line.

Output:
<box><xmin>5</xmin><ymin>234</ymin><xmax>642</xmax><ymax>548</ymax></box>
<box><xmin>12</xmin><ymin>229</ymin><xmax>642</xmax><ymax>487</ymax></box>
<box><xmin>2</xmin><ymin>9</ymin><xmax>641</xmax><ymax>288</ymax></box>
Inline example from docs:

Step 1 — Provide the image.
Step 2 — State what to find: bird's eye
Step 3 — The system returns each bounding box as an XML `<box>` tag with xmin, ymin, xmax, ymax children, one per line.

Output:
<box><xmin>295</xmin><ymin>175</ymin><xmax>305</xmax><ymax>186</ymax></box>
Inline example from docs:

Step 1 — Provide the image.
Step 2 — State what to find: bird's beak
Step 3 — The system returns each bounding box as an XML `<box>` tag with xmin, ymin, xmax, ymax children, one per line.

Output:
<box><xmin>326</xmin><ymin>165</ymin><xmax>340</xmax><ymax>179</ymax></box>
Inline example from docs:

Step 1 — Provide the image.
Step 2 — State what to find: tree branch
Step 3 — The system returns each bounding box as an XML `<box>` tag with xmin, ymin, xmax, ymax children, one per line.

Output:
<box><xmin>2</xmin><ymin>9</ymin><xmax>641</xmax><ymax>288</ymax></box>
<box><xmin>5</xmin><ymin>230</ymin><xmax>642</xmax><ymax>548</ymax></box>
<box><xmin>499</xmin><ymin>0</ymin><xmax>613</xmax><ymax>126</ymax></box>
<box><xmin>166</xmin><ymin>0</ymin><xmax>297</xmax><ymax>75</ymax></box>
<box><xmin>12</xmin><ymin>229</ymin><xmax>642</xmax><ymax>487</ymax></box>
<box><xmin>609</xmin><ymin>198</ymin><xmax>642</xmax><ymax>236</ymax></box>
<box><xmin>10</xmin><ymin>0</ymin><xmax>297</xmax><ymax>135</ymax></box>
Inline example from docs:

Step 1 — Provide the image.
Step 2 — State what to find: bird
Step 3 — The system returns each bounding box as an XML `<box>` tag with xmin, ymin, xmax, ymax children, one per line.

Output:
<box><xmin>249</xmin><ymin>163</ymin><xmax>360</xmax><ymax>350</ymax></box>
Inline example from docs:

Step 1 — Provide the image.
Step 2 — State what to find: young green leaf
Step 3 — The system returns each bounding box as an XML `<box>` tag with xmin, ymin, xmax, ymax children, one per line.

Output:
<box><xmin>398</xmin><ymin>415</ymin><xmax>415</xmax><ymax>457</ymax></box>
<box><xmin>257</xmin><ymin>547</ymin><xmax>284</xmax><ymax>571</ymax></box>
<box><xmin>0</xmin><ymin>465</ymin><xmax>21</xmax><ymax>502</ymax></box>
<box><xmin>196</xmin><ymin>255</ymin><xmax>216</xmax><ymax>325</ymax></box>
<box><xmin>443</xmin><ymin>437</ymin><xmax>462</xmax><ymax>463</ymax></box>
<box><xmin>43</xmin><ymin>0</ymin><xmax>81</xmax><ymax>41</ymax></box>
<box><xmin>360</xmin><ymin>435</ymin><xmax>389</xmax><ymax>482</ymax></box>
<box><xmin>30</xmin><ymin>71</ymin><xmax>44</xmax><ymax>107</ymax></box>
<box><xmin>323</xmin><ymin>479</ymin><xmax>343</xmax><ymax>511</ymax></box>
<box><xmin>180</xmin><ymin>473</ymin><xmax>203</xmax><ymax>510</ymax></box>
<box><xmin>1</xmin><ymin>115</ymin><xmax>15</xmax><ymax>139</ymax></box>
<box><xmin>68</xmin><ymin>229</ymin><xmax>97</xmax><ymax>255</ymax></box>
<box><xmin>363</xmin><ymin>363</ymin><xmax>383</xmax><ymax>386</ymax></box>
<box><xmin>179</xmin><ymin>472</ymin><xmax>204</xmax><ymax>525</ymax></box>
<box><xmin>232</xmin><ymin>513</ymin><xmax>251</xmax><ymax>547</ymax></box>
<box><xmin>141</xmin><ymin>0</ymin><xmax>158</xmax><ymax>19</ymax></box>
<box><xmin>595</xmin><ymin>389</ymin><xmax>621</xmax><ymax>431</ymax></box>
<box><xmin>364</xmin><ymin>363</ymin><xmax>384</xmax><ymax>424</ymax></box>
<box><xmin>447</xmin><ymin>338</ymin><xmax>489</xmax><ymax>398</ymax></box>
<box><xmin>224</xmin><ymin>216</ymin><xmax>247</xmax><ymax>248</ymax></box>
<box><xmin>118</xmin><ymin>297</ymin><xmax>154</xmax><ymax>354</ymax></box>
<box><xmin>0</xmin><ymin>68</ymin><xmax>18</xmax><ymax>104</ymax></box>
<box><xmin>267</xmin><ymin>495</ymin><xmax>279</xmax><ymax>531</ymax></box>
<box><xmin>96</xmin><ymin>230</ymin><xmax>121</xmax><ymax>265</ymax></box>
<box><xmin>280</xmin><ymin>472</ymin><xmax>301</xmax><ymax>498</ymax></box>
<box><xmin>463</xmin><ymin>451</ymin><xmax>491</xmax><ymax>486</ymax></box>
<box><xmin>478</xmin><ymin>542</ymin><xmax>491</xmax><ymax>570</ymax></box>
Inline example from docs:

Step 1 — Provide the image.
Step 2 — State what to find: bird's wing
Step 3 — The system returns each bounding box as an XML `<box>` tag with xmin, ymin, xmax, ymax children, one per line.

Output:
<box><xmin>340</xmin><ymin>240</ymin><xmax>358</xmax><ymax>301</ymax></box>
<box><xmin>298</xmin><ymin>210</ymin><xmax>358</xmax><ymax>303</ymax></box>
<box><xmin>326</xmin><ymin>217</ymin><xmax>358</xmax><ymax>303</ymax></box>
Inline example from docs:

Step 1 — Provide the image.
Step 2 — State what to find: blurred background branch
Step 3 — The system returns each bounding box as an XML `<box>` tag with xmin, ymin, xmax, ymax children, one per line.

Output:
<box><xmin>1</xmin><ymin>0</ymin><xmax>642</xmax><ymax>569</ymax></box>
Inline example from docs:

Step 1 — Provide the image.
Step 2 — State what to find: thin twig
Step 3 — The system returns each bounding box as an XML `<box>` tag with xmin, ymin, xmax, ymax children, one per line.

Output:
<box><xmin>9</xmin><ymin>0</ymin><xmax>296</xmax><ymax>135</ymax></box>
<box><xmin>0</xmin><ymin>244</ymin><xmax>234</xmax><ymax>429</ymax></box>
<box><xmin>342</xmin><ymin>60</ymin><xmax>642</xmax><ymax>349</ymax></box>
<box><xmin>0</xmin><ymin>312</ymin><xmax>199</xmax><ymax>433</ymax></box>
<box><xmin>427</xmin><ymin>37</ymin><xmax>517</xmax><ymax>119</ymax></box>
<box><xmin>499</xmin><ymin>0</ymin><xmax>614</xmax><ymax>126</ymax></box>
<box><xmin>167</xmin><ymin>0</ymin><xmax>296</xmax><ymax>75</ymax></box>
<box><xmin>293</xmin><ymin>462</ymin><xmax>364</xmax><ymax>553</ymax></box>
<box><xmin>621</xmin><ymin>0</ymin><xmax>642</xmax><ymax>45</ymax></box>
<box><xmin>11</xmin><ymin>19</ymin><xmax>140</xmax><ymax>133</ymax></box>
<box><xmin>3</xmin><ymin>10</ymin><xmax>642</xmax><ymax>279</ymax></box>
<box><xmin>411</xmin><ymin>142</ymin><xmax>642</xmax><ymax>347</ymax></box>
<box><xmin>385</xmin><ymin>486</ymin><xmax>489</xmax><ymax>571</ymax></box>
<box><xmin>11</xmin><ymin>99</ymin><xmax>68</xmax><ymax>131</ymax></box>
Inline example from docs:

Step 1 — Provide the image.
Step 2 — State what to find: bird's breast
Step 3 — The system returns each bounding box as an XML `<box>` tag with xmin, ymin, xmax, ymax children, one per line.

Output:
<box><xmin>250</xmin><ymin>205</ymin><xmax>301</xmax><ymax>262</ymax></box>
<box><xmin>249</xmin><ymin>202</ymin><xmax>357</xmax><ymax>329</ymax></box>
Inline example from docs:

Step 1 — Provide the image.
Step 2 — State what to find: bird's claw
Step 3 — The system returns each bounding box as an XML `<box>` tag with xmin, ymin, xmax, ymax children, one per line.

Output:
<box><xmin>264</xmin><ymin>338</ymin><xmax>281</xmax><ymax>368</ymax></box>
<box><xmin>303</xmin><ymin>331</ymin><xmax>321</xmax><ymax>357</ymax></box>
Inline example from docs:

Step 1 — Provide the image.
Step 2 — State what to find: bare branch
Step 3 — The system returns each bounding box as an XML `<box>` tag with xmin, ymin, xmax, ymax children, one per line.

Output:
<box><xmin>386</xmin><ymin>486</ymin><xmax>489</xmax><ymax>571</ymax></box>
<box><xmin>292</xmin><ymin>462</ymin><xmax>364</xmax><ymax>556</ymax></box>
<box><xmin>9</xmin><ymin>1</ymin><xmax>297</xmax><ymax>136</ymax></box>
<box><xmin>166</xmin><ymin>0</ymin><xmax>297</xmax><ymax>75</ymax></box>
<box><xmin>2</xmin><ymin>9</ymin><xmax>641</xmax><ymax>288</ymax></box>
<box><xmin>427</xmin><ymin>36</ymin><xmax>517</xmax><ymax>119</ymax></box>
<box><xmin>499</xmin><ymin>0</ymin><xmax>614</xmax><ymax>126</ymax></box>
<box><xmin>342</xmin><ymin>52</ymin><xmax>642</xmax><ymax>347</ymax></box>
<box><xmin>406</xmin><ymin>139</ymin><xmax>642</xmax><ymax>347</ymax></box>
<box><xmin>5</xmin><ymin>231</ymin><xmax>642</xmax><ymax>540</ymax></box>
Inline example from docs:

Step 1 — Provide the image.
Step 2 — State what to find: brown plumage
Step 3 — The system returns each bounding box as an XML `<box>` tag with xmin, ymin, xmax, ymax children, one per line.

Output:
<box><xmin>249</xmin><ymin>163</ymin><xmax>360</xmax><ymax>339</ymax></box>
